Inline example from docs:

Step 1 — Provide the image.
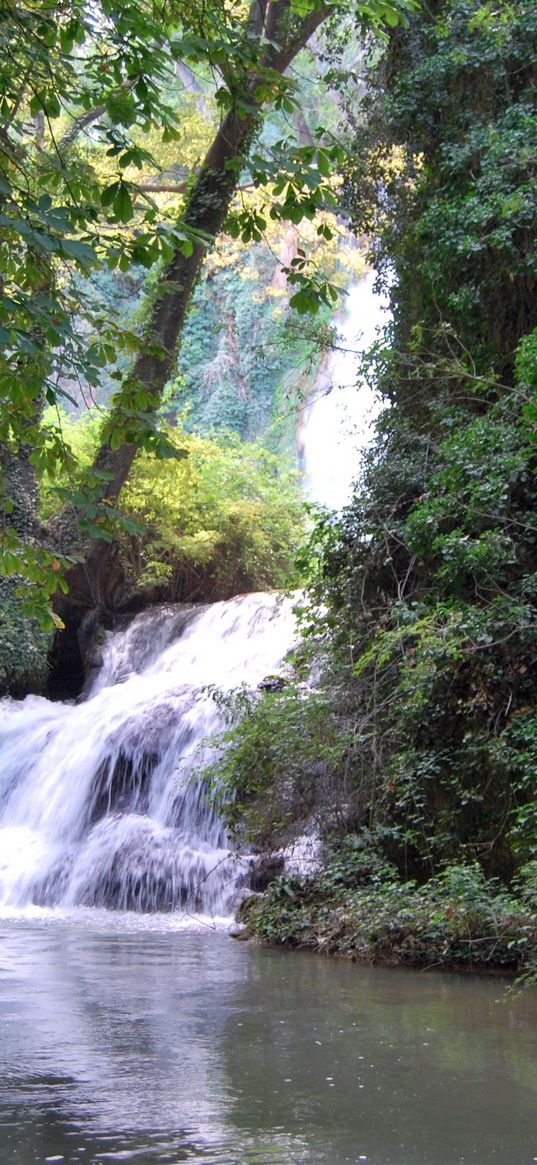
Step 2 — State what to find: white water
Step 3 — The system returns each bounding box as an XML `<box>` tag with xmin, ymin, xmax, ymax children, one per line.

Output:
<box><xmin>0</xmin><ymin>593</ymin><xmax>296</xmax><ymax>919</ymax></box>
<box><xmin>299</xmin><ymin>269</ymin><xmax>388</xmax><ymax>510</ymax></box>
<box><xmin>0</xmin><ymin>272</ymin><xmax>382</xmax><ymax>921</ymax></box>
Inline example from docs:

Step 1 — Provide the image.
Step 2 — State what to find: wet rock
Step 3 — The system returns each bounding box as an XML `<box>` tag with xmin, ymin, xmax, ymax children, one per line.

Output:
<box><xmin>228</xmin><ymin>923</ymin><xmax>249</xmax><ymax>940</ymax></box>
<box><xmin>258</xmin><ymin>674</ymin><xmax>287</xmax><ymax>692</ymax></box>
<box><xmin>248</xmin><ymin>853</ymin><xmax>285</xmax><ymax>891</ymax></box>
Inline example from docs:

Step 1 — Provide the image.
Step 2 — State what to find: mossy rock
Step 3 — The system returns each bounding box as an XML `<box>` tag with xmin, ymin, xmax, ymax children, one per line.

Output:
<box><xmin>0</xmin><ymin>578</ymin><xmax>50</xmax><ymax>698</ymax></box>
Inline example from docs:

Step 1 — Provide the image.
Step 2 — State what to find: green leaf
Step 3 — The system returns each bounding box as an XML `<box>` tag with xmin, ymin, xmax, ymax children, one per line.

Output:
<box><xmin>289</xmin><ymin>289</ymin><xmax>320</xmax><ymax>315</ymax></box>
<box><xmin>60</xmin><ymin>238</ymin><xmax>98</xmax><ymax>266</ymax></box>
<box><xmin>101</xmin><ymin>182</ymin><xmax>120</xmax><ymax>208</ymax></box>
<box><xmin>105</xmin><ymin>90</ymin><xmax>136</xmax><ymax>127</ymax></box>
<box><xmin>113</xmin><ymin>185</ymin><xmax>134</xmax><ymax>223</ymax></box>
<box><xmin>59</xmin><ymin>28</ymin><xmax>74</xmax><ymax>53</ymax></box>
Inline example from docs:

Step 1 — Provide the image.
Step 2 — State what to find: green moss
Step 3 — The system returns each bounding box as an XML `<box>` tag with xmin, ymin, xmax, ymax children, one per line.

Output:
<box><xmin>0</xmin><ymin>578</ymin><xmax>50</xmax><ymax>698</ymax></box>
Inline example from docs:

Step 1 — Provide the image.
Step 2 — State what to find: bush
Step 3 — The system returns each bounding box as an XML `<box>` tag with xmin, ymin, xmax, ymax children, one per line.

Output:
<box><xmin>0</xmin><ymin>578</ymin><xmax>49</xmax><ymax>697</ymax></box>
<box><xmin>42</xmin><ymin>414</ymin><xmax>305</xmax><ymax>602</ymax></box>
<box><xmin>205</xmin><ymin>682</ymin><xmax>360</xmax><ymax>849</ymax></box>
<box><xmin>243</xmin><ymin>851</ymin><xmax>537</xmax><ymax>976</ymax></box>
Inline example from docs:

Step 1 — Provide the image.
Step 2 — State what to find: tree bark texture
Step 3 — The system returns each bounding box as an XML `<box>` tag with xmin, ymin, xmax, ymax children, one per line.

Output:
<box><xmin>51</xmin><ymin>1</ymin><xmax>330</xmax><ymax>686</ymax></box>
<box><xmin>92</xmin><ymin>0</ymin><xmax>330</xmax><ymax>505</ymax></box>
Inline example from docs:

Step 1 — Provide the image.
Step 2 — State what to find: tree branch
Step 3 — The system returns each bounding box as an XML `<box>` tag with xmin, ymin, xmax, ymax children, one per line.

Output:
<box><xmin>57</xmin><ymin>80</ymin><xmax>135</xmax><ymax>153</ymax></box>
<box><xmin>248</xmin><ymin>0</ymin><xmax>270</xmax><ymax>38</ymax></box>
<box><xmin>271</xmin><ymin>5</ymin><xmax>332</xmax><ymax>74</ymax></box>
<box><xmin>57</xmin><ymin>103</ymin><xmax>107</xmax><ymax>153</ymax></box>
<box><xmin>140</xmin><ymin>180</ymin><xmax>188</xmax><ymax>194</ymax></box>
<box><xmin>139</xmin><ymin>178</ymin><xmax>255</xmax><ymax>195</ymax></box>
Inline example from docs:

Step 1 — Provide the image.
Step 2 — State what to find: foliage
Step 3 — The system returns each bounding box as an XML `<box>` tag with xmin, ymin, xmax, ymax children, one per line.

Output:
<box><xmin>121</xmin><ymin>432</ymin><xmax>305</xmax><ymax>599</ymax></box>
<box><xmin>299</xmin><ymin>398</ymin><xmax>537</xmax><ymax>883</ymax></box>
<box><xmin>0</xmin><ymin>0</ymin><xmax>213</xmax><ymax>624</ymax></box>
<box><xmin>205</xmin><ymin>680</ymin><xmax>362</xmax><ymax>847</ymax></box>
<box><xmin>43</xmin><ymin>413</ymin><xmax>305</xmax><ymax>602</ymax></box>
<box><xmin>197</xmin><ymin>1</ymin><xmax>537</xmax><ymax>980</ymax></box>
<box><xmin>209</xmin><ymin>391</ymin><xmax>537</xmax><ymax>885</ymax></box>
<box><xmin>0</xmin><ymin>578</ymin><xmax>50</xmax><ymax>697</ymax></box>
<box><xmin>171</xmin><ymin>223</ymin><xmax>360</xmax><ymax>447</ymax></box>
<box><xmin>0</xmin><ymin>0</ymin><xmax>199</xmax><ymax>437</ymax></box>
<box><xmin>241</xmin><ymin>848</ymin><xmax>537</xmax><ymax>976</ymax></box>
<box><xmin>0</xmin><ymin>0</ymin><xmax>416</xmax><ymax>626</ymax></box>
<box><xmin>292</xmin><ymin>0</ymin><xmax>537</xmax><ymax>885</ymax></box>
<box><xmin>344</xmin><ymin>0</ymin><xmax>537</xmax><ymax>393</ymax></box>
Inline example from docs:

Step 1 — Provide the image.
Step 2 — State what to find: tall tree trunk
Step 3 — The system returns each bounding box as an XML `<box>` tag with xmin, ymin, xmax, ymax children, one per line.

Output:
<box><xmin>91</xmin><ymin>0</ymin><xmax>329</xmax><ymax>505</ymax></box>
<box><xmin>52</xmin><ymin>1</ymin><xmax>330</xmax><ymax>689</ymax></box>
<box><xmin>93</xmin><ymin>103</ymin><xmax>260</xmax><ymax>503</ymax></box>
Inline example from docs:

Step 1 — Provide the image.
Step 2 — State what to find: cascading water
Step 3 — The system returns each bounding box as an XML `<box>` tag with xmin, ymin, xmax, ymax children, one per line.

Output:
<box><xmin>0</xmin><ymin>593</ymin><xmax>296</xmax><ymax>918</ymax></box>
<box><xmin>0</xmin><ymin>270</ymin><xmax>384</xmax><ymax>922</ymax></box>
<box><xmin>299</xmin><ymin>269</ymin><xmax>388</xmax><ymax>510</ymax></box>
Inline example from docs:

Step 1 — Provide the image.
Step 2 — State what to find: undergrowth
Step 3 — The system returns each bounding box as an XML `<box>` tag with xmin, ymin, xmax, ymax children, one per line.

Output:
<box><xmin>240</xmin><ymin>840</ymin><xmax>537</xmax><ymax>981</ymax></box>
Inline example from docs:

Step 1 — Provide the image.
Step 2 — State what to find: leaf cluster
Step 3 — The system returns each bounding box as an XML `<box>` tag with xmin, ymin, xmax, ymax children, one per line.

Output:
<box><xmin>43</xmin><ymin>413</ymin><xmax>305</xmax><ymax>603</ymax></box>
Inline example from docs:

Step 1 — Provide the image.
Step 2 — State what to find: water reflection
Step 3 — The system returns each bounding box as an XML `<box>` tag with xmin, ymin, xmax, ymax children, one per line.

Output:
<box><xmin>222</xmin><ymin>950</ymin><xmax>537</xmax><ymax>1164</ymax></box>
<box><xmin>0</xmin><ymin>916</ymin><xmax>536</xmax><ymax>1164</ymax></box>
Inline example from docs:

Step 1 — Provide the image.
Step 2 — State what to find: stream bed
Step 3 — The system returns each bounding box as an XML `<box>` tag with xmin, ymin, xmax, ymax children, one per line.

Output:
<box><xmin>0</xmin><ymin>913</ymin><xmax>535</xmax><ymax>1165</ymax></box>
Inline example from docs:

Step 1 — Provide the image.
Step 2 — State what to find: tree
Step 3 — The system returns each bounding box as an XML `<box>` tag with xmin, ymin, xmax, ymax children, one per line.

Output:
<box><xmin>0</xmin><ymin>0</ymin><xmax>416</xmax><ymax>645</ymax></box>
<box><xmin>1</xmin><ymin>0</ymin><xmax>210</xmax><ymax>623</ymax></box>
<box><xmin>307</xmin><ymin>0</ymin><xmax>537</xmax><ymax>880</ymax></box>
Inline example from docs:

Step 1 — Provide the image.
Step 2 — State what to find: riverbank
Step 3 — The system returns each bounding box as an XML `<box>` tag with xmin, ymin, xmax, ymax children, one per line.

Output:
<box><xmin>238</xmin><ymin>856</ymin><xmax>537</xmax><ymax>982</ymax></box>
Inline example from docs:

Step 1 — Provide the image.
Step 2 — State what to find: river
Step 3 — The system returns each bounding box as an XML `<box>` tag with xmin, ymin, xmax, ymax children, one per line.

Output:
<box><xmin>0</xmin><ymin>916</ymin><xmax>536</xmax><ymax>1165</ymax></box>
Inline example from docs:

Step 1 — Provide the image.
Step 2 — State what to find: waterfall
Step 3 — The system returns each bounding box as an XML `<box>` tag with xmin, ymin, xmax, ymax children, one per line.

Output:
<box><xmin>299</xmin><ymin>270</ymin><xmax>388</xmax><ymax>510</ymax></box>
<box><xmin>0</xmin><ymin>272</ymin><xmax>384</xmax><ymax>922</ymax></box>
<box><xmin>0</xmin><ymin>593</ymin><xmax>296</xmax><ymax>919</ymax></box>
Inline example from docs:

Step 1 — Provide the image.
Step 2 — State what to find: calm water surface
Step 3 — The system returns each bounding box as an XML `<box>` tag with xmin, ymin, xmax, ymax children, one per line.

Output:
<box><xmin>0</xmin><ymin>912</ymin><xmax>536</xmax><ymax>1165</ymax></box>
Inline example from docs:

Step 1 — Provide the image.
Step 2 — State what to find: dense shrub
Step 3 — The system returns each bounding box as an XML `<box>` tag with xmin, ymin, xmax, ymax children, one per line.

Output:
<box><xmin>43</xmin><ymin>414</ymin><xmax>305</xmax><ymax>602</ymax></box>
<box><xmin>207</xmin><ymin>2</ymin><xmax>537</xmax><ymax>976</ymax></box>
<box><xmin>242</xmin><ymin>845</ymin><xmax>537</xmax><ymax>978</ymax></box>
<box><xmin>0</xmin><ymin>578</ymin><xmax>49</xmax><ymax>697</ymax></box>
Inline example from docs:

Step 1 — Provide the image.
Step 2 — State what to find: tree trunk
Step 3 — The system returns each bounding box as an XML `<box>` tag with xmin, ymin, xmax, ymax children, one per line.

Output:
<box><xmin>91</xmin><ymin>0</ymin><xmax>330</xmax><ymax>505</ymax></box>
<box><xmin>93</xmin><ymin>104</ymin><xmax>260</xmax><ymax>504</ymax></box>
<box><xmin>51</xmin><ymin>1</ymin><xmax>330</xmax><ymax>692</ymax></box>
